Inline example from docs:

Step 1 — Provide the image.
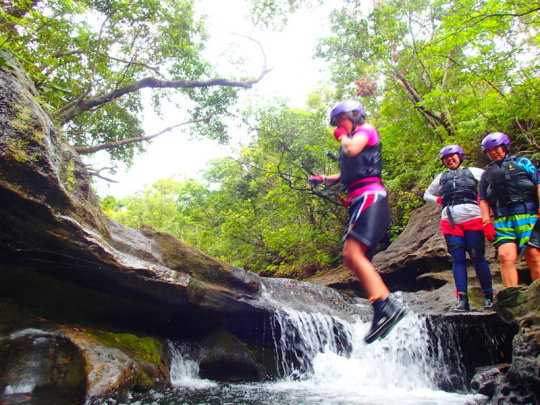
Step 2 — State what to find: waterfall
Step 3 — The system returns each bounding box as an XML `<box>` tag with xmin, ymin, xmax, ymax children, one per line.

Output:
<box><xmin>269</xmin><ymin>302</ymin><xmax>458</xmax><ymax>391</ymax></box>
<box><xmin>168</xmin><ymin>298</ymin><xmax>470</xmax><ymax>393</ymax></box>
<box><xmin>160</xmin><ymin>294</ymin><xmax>489</xmax><ymax>404</ymax></box>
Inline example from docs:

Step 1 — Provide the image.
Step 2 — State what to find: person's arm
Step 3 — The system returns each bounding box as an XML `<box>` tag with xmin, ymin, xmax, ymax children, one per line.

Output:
<box><xmin>423</xmin><ymin>174</ymin><xmax>442</xmax><ymax>204</ymax></box>
<box><xmin>308</xmin><ymin>173</ymin><xmax>341</xmax><ymax>187</ymax></box>
<box><xmin>324</xmin><ymin>173</ymin><xmax>341</xmax><ymax>184</ymax></box>
<box><xmin>469</xmin><ymin>167</ymin><xmax>484</xmax><ymax>183</ymax></box>
<box><xmin>340</xmin><ymin>132</ymin><xmax>368</xmax><ymax>157</ymax></box>
<box><xmin>480</xmin><ymin>200</ymin><xmax>492</xmax><ymax>223</ymax></box>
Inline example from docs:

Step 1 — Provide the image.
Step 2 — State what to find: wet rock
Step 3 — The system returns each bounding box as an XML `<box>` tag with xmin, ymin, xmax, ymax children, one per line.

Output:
<box><xmin>470</xmin><ymin>280</ymin><xmax>540</xmax><ymax>404</ymax></box>
<box><xmin>58</xmin><ymin>326</ymin><xmax>170</xmax><ymax>403</ymax></box>
<box><xmin>198</xmin><ymin>329</ymin><xmax>270</xmax><ymax>382</ymax></box>
<box><xmin>0</xmin><ymin>328</ymin><xmax>86</xmax><ymax>403</ymax></box>
<box><xmin>471</xmin><ymin>365</ymin><xmax>509</xmax><ymax>397</ymax></box>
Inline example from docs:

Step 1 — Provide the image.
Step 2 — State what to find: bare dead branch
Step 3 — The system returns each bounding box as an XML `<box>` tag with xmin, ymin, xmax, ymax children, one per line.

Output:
<box><xmin>87</xmin><ymin>167</ymin><xmax>119</xmax><ymax>183</ymax></box>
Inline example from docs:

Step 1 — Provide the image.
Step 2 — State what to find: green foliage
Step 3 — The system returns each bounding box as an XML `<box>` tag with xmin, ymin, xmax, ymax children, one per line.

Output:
<box><xmin>1</xmin><ymin>0</ymin><xmax>246</xmax><ymax>166</ymax></box>
<box><xmin>310</xmin><ymin>0</ymin><xmax>540</xmax><ymax>229</ymax></box>
<box><xmin>102</xmin><ymin>0</ymin><xmax>540</xmax><ymax>275</ymax></box>
<box><xmin>102</xmin><ymin>106</ymin><xmax>348</xmax><ymax>276</ymax></box>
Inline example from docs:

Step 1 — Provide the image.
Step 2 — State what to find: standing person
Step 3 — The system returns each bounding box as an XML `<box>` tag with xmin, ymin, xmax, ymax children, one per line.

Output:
<box><xmin>308</xmin><ymin>100</ymin><xmax>405</xmax><ymax>344</ymax></box>
<box><xmin>479</xmin><ymin>132</ymin><xmax>540</xmax><ymax>286</ymax></box>
<box><xmin>424</xmin><ymin>145</ymin><xmax>494</xmax><ymax>311</ymax></box>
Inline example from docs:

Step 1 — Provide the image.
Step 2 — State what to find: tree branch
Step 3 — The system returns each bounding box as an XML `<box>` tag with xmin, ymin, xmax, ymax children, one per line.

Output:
<box><xmin>87</xmin><ymin>167</ymin><xmax>119</xmax><ymax>183</ymax></box>
<box><xmin>393</xmin><ymin>71</ymin><xmax>451</xmax><ymax>140</ymax></box>
<box><xmin>74</xmin><ymin>115</ymin><xmax>212</xmax><ymax>154</ymax></box>
<box><xmin>56</xmin><ymin>70</ymin><xmax>270</xmax><ymax>123</ymax></box>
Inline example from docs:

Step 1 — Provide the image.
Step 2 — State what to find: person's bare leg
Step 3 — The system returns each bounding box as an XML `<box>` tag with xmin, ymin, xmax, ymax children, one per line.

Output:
<box><xmin>498</xmin><ymin>243</ymin><xmax>519</xmax><ymax>286</ymax></box>
<box><xmin>525</xmin><ymin>246</ymin><xmax>540</xmax><ymax>281</ymax></box>
<box><xmin>343</xmin><ymin>237</ymin><xmax>389</xmax><ymax>300</ymax></box>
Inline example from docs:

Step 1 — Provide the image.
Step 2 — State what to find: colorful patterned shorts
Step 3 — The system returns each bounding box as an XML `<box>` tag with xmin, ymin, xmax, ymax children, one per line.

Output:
<box><xmin>494</xmin><ymin>214</ymin><xmax>539</xmax><ymax>248</ymax></box>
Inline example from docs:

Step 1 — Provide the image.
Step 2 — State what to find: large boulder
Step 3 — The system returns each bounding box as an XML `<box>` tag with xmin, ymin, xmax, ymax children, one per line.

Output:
<box><xmin>472</xmin><ymin>280</ymin><xmax>540</xmax><ymax>404</ymax></box>
<box><xmin>0</xmin><ymin>49</ymin><xmax>270</xmax><ymax>402</ymax></box>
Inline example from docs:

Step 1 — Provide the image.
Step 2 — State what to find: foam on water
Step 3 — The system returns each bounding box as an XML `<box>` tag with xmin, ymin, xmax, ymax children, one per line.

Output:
<box><xmin>161</xmin><ymin>300</ymin><xmax>489</xmax><ymax>405</ymax></box>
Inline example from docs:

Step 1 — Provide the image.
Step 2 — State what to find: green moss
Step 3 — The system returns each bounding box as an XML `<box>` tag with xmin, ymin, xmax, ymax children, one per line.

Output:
<box><xmin>134</xmin><ymin>370</ymin><xmax>154</xmax><ymax>391</ymax></box>
<box><xmin>86</xmin><ymin>330</ymin><xmax>163</xmax><ymax>365</ymax></box>
<box><xmin>5</xmin><ymin>137</ymin><xmax>29</xmax><ymax>162</ymax></box>
<box><xmin>61</xmin><ymin>159</ymin><xmax>77</xmax><ymax>191</ymax></box>
<box><xmin>10</xmin><ymin>105</ymin><xmax>32</xmax><ymax>132</ymax></box>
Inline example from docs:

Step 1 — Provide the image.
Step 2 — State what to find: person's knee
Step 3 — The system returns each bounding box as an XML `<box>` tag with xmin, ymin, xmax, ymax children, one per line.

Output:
<box><xmin>525</xmin><ymin>246</ymin><xmax>540</xmax><ymax>266</ymax></box>
<box><xmin>469</xmin><ymin>247</ymin><xmax>487</xmax><ymax>263</ymax></box>
<box><xmin>498</xmin><ymin>244</ymin><xmax>517</xmax><ymax>264</ymax></box>
<box><xmin>449</xmin><ymin>246</ymin><xmax>466</xmax><ymax>263</ymax></box>
<box><xmin>343</xmin><ymin>239</ymin><xmax>366</xmax><ymax>267</ymax></box>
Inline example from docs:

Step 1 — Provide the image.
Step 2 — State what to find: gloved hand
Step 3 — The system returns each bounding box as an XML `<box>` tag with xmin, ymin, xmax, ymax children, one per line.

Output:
<box><xmin>333</xmin><ymin>127</ymin><xmax>348</xmax><ymax>141</ymax></box>
<box><xmin>308</xmin><ymin>175</ymin><xmax>325</xmax><ymax>187</ymax></box>
<box><xmin>436</xmin><ymin>197</ymin><xmax>443</xmax><ymax>207</ymax></box>
<box><xmin>483</xmin><ymin>221</ymin><xmax>496</xmax><ymax>242</ymax></box>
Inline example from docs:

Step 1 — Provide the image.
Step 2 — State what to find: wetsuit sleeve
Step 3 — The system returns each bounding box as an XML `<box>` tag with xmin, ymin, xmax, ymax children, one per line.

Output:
<box><xmin>516</xmin><ymin>157</ymin><xmax>540</xmax><ymax>184</ymax></box>
<box><xmin>479</xmin><ymin>172</ymin><xmax>488</xmax><ymax>200</ymax></box>
<box><xmin>424</xmin><ymin>173</ymin><xmax>443</xmax><ymax>203</ymax></box>
<box><xmin>353</xmin><ymin>123</ymin><xmax>379</xmax><ymax>146</ymax></box>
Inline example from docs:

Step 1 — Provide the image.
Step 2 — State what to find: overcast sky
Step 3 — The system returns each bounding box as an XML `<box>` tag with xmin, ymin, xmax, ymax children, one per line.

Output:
<box><xmin>91</xmin><ymin>0</ymin><xmax>332</xmax><ymax>198</ymax></box>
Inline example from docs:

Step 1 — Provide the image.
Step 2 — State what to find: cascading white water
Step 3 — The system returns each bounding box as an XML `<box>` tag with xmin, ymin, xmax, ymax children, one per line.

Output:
<box><xmin>157</xmin><ymin>278</ymin><xmax>489</xmax><ymax>404</ymax></box>
<box><xmin>269</xmin><ymin>300</ymin><xmax>455</xmax><ymax>391</ymax></box>
<box><xmin>163</xmin><ymin>302</ymin><xmax>486</xmax><ymax>405</ymax></box>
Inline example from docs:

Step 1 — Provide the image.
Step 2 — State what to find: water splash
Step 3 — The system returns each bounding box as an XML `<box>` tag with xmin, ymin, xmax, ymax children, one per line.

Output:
<box><xmin>140</xmin><ymin>308</ymin><xmax>487</xmax><ymax>405</ymax></box>
<box><xmin>167</xmin><ymin>341</ymin><xmax>216</xmax><ymax>389</ymax></box>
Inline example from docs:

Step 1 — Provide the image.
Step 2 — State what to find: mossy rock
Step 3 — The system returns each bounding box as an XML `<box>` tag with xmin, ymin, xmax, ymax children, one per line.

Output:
<box><xmin>494</xmin><ymin>280</ymin><xmax>540</xmax><ymax>324</ymax></box>
<box><xmin>59</xmin><ymin>326</ymin><xmax>170</xmax><ymax>395</ymax></box>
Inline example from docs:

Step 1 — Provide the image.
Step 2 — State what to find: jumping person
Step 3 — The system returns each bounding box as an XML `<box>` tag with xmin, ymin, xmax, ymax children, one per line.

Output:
<box><xmin>479</xmin><ymin>132</ymin><xmax>540</xmax><ymax>286</ymax></box>
<box><xmin>308</xmin><ymin>100</ymin><xmax>405</xmax><ymax>344</ymax></box>
<box><xmin>424</xmin><ymin>145</ymin><xmax>494</xmax><ymax>311</ymax></box>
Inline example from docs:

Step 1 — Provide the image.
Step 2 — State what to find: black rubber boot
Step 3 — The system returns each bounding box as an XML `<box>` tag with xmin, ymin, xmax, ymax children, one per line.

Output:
<box><xmin>483</xmin><ymin>292</ymin><xmax>494</xmax><ymax>309</ymax></box>
<box><xmin>454</xmin><ymin>293</ymin><xmax>469</xmax><ymax>312</ymax></box>
<box><xmin>364</xmin><ymin>296</ymin><xmax>406</xmax><ymax>344</ymax></box>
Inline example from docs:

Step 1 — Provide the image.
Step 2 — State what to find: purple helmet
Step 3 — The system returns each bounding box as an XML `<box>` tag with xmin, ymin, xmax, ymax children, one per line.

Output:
<box><xmin>329</xmin><ymin>100</ymin><xmax>366</xmax><ymax>126</ymax></box>
<box><xmin>439</xmin><ymin>144</ymin><xmax>465</xmax><ymax>161</ymax></box>
<box><xmin>481</xmin><ymin>132</ymin><xmax>510</xmax><ymax>152</ymax></box>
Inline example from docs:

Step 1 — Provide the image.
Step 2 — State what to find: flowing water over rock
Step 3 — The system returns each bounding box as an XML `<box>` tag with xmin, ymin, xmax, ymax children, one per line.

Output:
<box><xmin>121</xmin><ymin>295</ymin><xmax>488</xmax><ymax>405</ymax></box>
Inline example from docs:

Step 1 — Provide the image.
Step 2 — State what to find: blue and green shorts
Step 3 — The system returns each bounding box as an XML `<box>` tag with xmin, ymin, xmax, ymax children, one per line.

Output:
<box><xmin>494</xmin><ymin>214</ymin><xmax>539</xmax><ymax>248</ymax></box>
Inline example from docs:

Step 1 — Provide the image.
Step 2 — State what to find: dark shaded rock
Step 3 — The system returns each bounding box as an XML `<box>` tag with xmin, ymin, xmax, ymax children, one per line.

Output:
<box><xmin>0</xmin><ymin>329</ymin><xmax>86</xmax><ymax>403</ymax></box>
<box><xmin>471</xmin><ymin>365</ymin><xmax>509</xmax><ymax>397</ymax></box>
<box><xmin>198</xmin><ymin>329</ymin><xmax>270</xmax><ymax>382</ymax></box>
<box><xmin>423</xmin><ymin>310</ymin><xmax>517</xmax><ymax>391</ymax></box>
<box><xmin>0</xmin><ymin>298</ymin><xmax>169</xmax><ymax>404</ymax></box>
<box><xmin>470</xmin><ymin>280</ymin><xmax>540</xmax><ymax>404</ymax></box>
